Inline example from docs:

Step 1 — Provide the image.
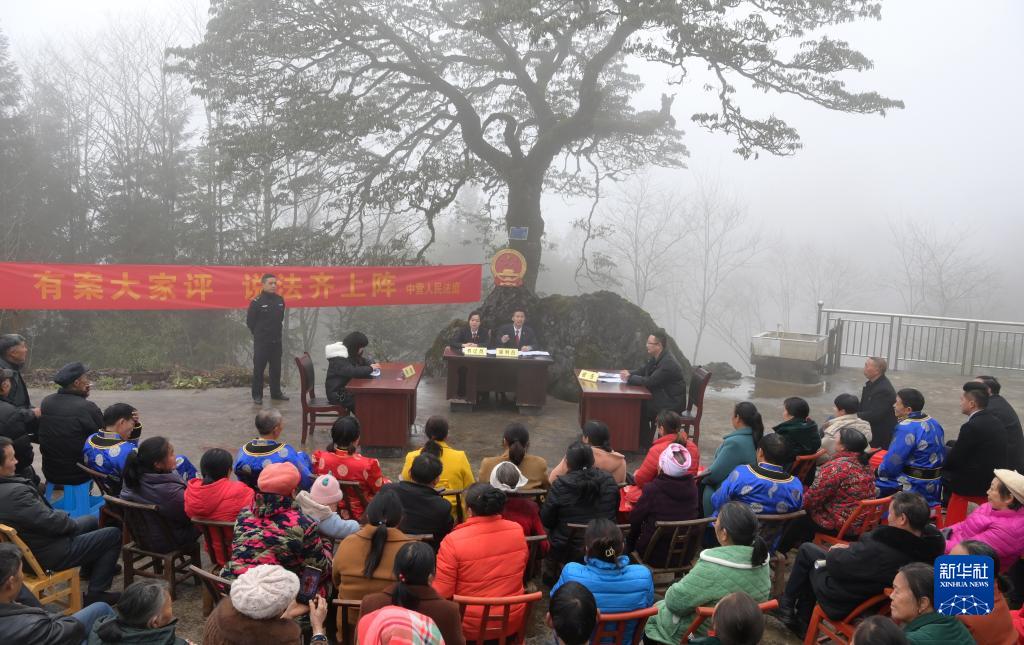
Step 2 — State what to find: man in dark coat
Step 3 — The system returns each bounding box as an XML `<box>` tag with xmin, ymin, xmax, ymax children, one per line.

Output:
<box><xmin>0</xmin><ymin>368</ymin><xmax>39</xmax><ymax>483</ymax></box>
<box><xmin>38</xmin><ymin>362</ymin><xmax>103</xmax><ymax>486</ymax></box>
<box><xmin>247</xmin><ymin>273</ymin><xmax>288</xmax><ymax>404</ymax></box>
<box><xmin>976</xmin><ymin>375</ymin><xmax>1024</xmax><ymax>471</ymax></box>
<box><xmin>776</xmin><ymin>491</ymin><xmax>944</xmax><ymax>636</ymax></box>
<box><xmin>857</xmin><ymin>356</ymin><xmax>897</xmax><ymax>448</ymax></box>
<box><xmin>385</xmin><ymin>453</ymin><xmax>453</xmax><ymax>549</ymax></box>
<box><xmin>943</xmin><ymin>384</ymin><xmax>1008</xmax><ymax>498</ymax></box>
<box><xmin>0</xmin><ymin>334</ymin><xmax>33</xmax><ymax>411</ymax></box>
<box><xmin>620</xmin><ymin>328</ymin><xmax>686</xmax><ymax>448</ymax></box>
<box><xmin>493</xmin><ymin>309</ymin><xmax>539</xmax><ymax>350</ymax></box>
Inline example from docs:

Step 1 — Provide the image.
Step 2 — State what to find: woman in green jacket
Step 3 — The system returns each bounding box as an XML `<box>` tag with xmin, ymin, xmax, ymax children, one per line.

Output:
<box><xmin>891</xmin><ymin>563</ymin><xmax>974</xmax><ymax>645</ymax></box>
<box><xmin>643</xmin><ymin>502</ymin><xmax>771</xmax><ymax>643</ymax></box>
<box><xmin>700</xmin><ymin>402</ymin><xmax>762</xmax><ymax>514</ymax></box>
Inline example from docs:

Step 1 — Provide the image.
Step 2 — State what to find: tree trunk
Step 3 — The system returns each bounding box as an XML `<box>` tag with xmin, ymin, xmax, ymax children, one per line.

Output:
<box><xmin>505</xmin><ymin>169</ymin><xmax>545</xmax><ymax>292</ymax></box>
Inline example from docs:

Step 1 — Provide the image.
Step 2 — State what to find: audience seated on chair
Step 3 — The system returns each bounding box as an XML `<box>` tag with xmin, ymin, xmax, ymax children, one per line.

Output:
<box><xmin>709</xmin><ymin>433</ymin><xmax>803</xmax><ymax>518</ymax></box>
<box><xmin>313</xmin><ymin>415</ymin><xmax>386</xmax><ymax>520</ymax></box>
<box><xmin>776</xmin><ymin>491</ymin><xmax>945</xmax><ymax>638</ymax></box>
<box><xmin>385</xmin><ymin>454</ymin><xmax>453</xmax><ymax>546</ymax></box>
<box><xmin>889</xmin><ymin>563</ymin><xmax>974</xmax><ymax>644</ymax></box>
<box><xmin>771</xmin><ymin>397</ymin><xmax>821</xmax><ymax>459</ymax></box>
<box><xmin>119</xmin><ymin>436</ymin><xmax>201</xmax><ymax>552</ymax></box>
<box><xmin>203</xmin><ymin>564</ymin><xmax>323</xmax><ymax>645</ymax></box>
<box><xmin>702</xmin><ymin>402</ymin><xmax>761</xmax><ymax>513</ymax></box>
<box><xmin>0</xmin><ymin>436</ymin><xmax>122</xmax><ymax>605</ymax></box>
<box><xmin>358</xmin><ymin>605</ymin><xmax>444</xmax><ymax>645</ymax></box>
<box><xmin>851</xmin><ymin>615</ymin><xmax>909</xmax><ymax>645</ymax></box>
<box><xmin>401</xmin><ymin>416</ymin><xmax>474</xmax><ymax>517</ymax></box>
<box><xmin>546</xmin><ymin>581</ymin><xmax>597</xmax><ymax>645</ymax></box>
<box><xmin>38</xmin><ymin>362</ymin><xmax>104</xmax><ymax>486</ymax></box>
<box><xmin>324</xmin><ymin>331</ymin><xmax>380</xmax><ymax>411</ymax></box>
<box><xmin>689</xmin><ymin>591</ymin><xmax>767</xmax><ymax>645</ymax></box>
<box><xmin>943</xmin><ymin>383</ymin><xmax>1011</xmax><ymax>505</ymax></box>
<box><xmin>490</xmin><ymin>461</ymin><xmax>547</xmax><ymax>554</ymax></box>
<box><xmin>360</xmin><ymin>541</ymin><xmax>466</xmax><ymax>645</ymax></box>
<box><xmin>818</xmin><ymin>393</ymin><xmax>873</xmax><ymax>462</ymax></box>
<box><xmin>184</xmin><ymin>448</ymin><xmax>254</xmax><ymax>563</ymax></box>
<box><xmin>553</xmin><ymin>519</ymin><xmax>653</xmax><ymax>644</ymax></box>
<box><xmin>295</xmin><ymin>474</ymin><xmax>360</xmax><ymax>541</ymax></box>
<box><xmin>434</xmin><ymin>483</ymin><xmax>529</xmax><ymax>639</ymax></box>
<box><xmin>943</xmin><ymin>470</ymin><xmax>1024</xmax><ymax>572</ymax></box>
<box><xmin>633</xmin><ymin>410</ymin><xmax>700</xmax><ymax>487</ymax></box>
<box><xmin>947</xmin><ymin>540</ymin><xmax>1016</xmax><ymax>644</ymax></box>
<box><xmin>626</xmin><ymin>443</ymin><xmax>699</xmax><ymax>562</ymax></box>
<box><xmin>0</xmin><ymin>366</ymin><xmax>40</xmax><ymax>485</ymax></box>
<box><xmin>0</xmin><ymin>542</ymin><xmax>115</xmax><ymax>645</ymax></box>
<box><xmin>876</xmin><ymin>388</ymin><xmax>946</xmax><ymax>505</ymax></box>
<box><xmin>88</xmin><ymin>580</ymin><xmax>187</xmax><ymax>645</ymax></box>
<box><xmin>221</xmin><ymin>462</ymin><xmax>332</xmax><ymax>582</ymax></box>
<box><xmin>643</xmin><ymin>502</ymin><xmax>770</xmax><ymax>644</ymax></box>
<box><xmin>234</xmin><ymin>409</ymin><xmax>313</xmax><ymax>491</ymax></box>
<box><xmin>550</xmin><ymin>420</ymin><xmax>627</xmax><ymax>484</ymax></box>
<box><xmin>477</xmin><ymin>423</ymin><xmax>549</xmax><ymax>490</ymax></box>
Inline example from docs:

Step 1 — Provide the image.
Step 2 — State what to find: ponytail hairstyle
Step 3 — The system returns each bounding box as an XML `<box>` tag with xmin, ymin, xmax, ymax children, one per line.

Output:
<box><xmin>96</xmin><ymin>580</ymin><xmax>169</xmax><ymax>640</ymax></box>
<box><xmin>582</xmin><ymin>420</ymin><xmax>612</xmax><ymax>452</ymax></box>
<box><xmin>362</xmin><ymin>488</ymin><xmax>404</xmax><ymax>577</ymax></box>
<box><xmin>422</xmin><ymin>416</ymin><xmax>449</xmax><ymax>458</ymax></box>
<box><xmin>838</xmin><ymin>426</ymin><xmax>871</xmax><ymax>466</ymax></box>
<box><xmin>391</xmin><ymin>541</ymin><xmax>435</xmax><ymax>611</ymax></box>
<box><xmin>199</xmin><ymin>448</ymin><xmax>233</xmax><ymax>485</ymax></box>
<box><xmin>503</xmin><ymin>422</ymin><xmax>530</xmax><ymax>466</ymax></box>
<box><xmin>329</xmin><ymin>415</ymin><xmax>361</xmax><ymax>455</ymax></box>
<box><xmin>465</xmin><ymin>482</ymin><xmax>507</xmax><ymax>516</ymax></box>
<box><xmin>584</xmin><ymin>518</ymin><xmax>623</xmax><ymax>565</ymax></box>
<box><xmin>123</xmin><ymin>436</ymin><xmax>172</xmax><ymax>490</ymax></box>
<box><xmin>957</xmin><ymin>540</ymin><xmax>1011</xmax><ymax>593</ymax></box>
<box><xmin>716</xmin><ymin>501</ymin><xmax>768</xmax><ymax>568</ymax></box>
<box><xmin>733</xmin><ymin>402</ymin><xmax>765</xmax><ymax>446</ymax></box>
<box><xmin>564</xmin><ymin>441</ymin><xmax>602</xmax><ymax>505</ymax></box>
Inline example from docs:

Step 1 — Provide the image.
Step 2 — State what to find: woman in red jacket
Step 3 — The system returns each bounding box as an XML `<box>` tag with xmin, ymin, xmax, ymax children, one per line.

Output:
<box><xmin>184</xmin><ymin>448</ymin><xmax>255</xmax><ymax>567</ymax></box>
<box><xmin>632</xmin><ymin>410</ymin><xmax>700</xmax><ymax>487</ymax></box>
<box><xmin>433</xmin><ymin>483</ymin><xmax>529</xmax><ymax>640</ymax></box>
<box><xmin>313</xmin><ymin>415</ymin><xmax>386</xmax><ymax>520</ymax></box>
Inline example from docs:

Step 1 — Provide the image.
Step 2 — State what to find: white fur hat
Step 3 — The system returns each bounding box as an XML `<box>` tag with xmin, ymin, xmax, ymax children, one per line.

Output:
<box><xmin>326</xmin><ymin>342</ymin><xmax>348</xmax><ymax>359</ymax></box>
<box><xmin>229</xmin><ymin>564</ymin><xmax>299</xmax><ymax>620</ymax></box>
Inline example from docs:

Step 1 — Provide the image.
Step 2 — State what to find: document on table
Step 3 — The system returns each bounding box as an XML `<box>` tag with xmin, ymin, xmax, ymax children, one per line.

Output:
<box><xmin>371</xmin><ymin>368</ymin><xmax>381</xmax><ymax>377</ymax></box>
<box><xmin>597</xmin><ymin>372</ymin><xmax>624</xmax><ymax>383</ymax></box>
<box><xmin>520</xmin><ymin>350</ymin><xmax>551</xmax><ymax>357</ymax></box>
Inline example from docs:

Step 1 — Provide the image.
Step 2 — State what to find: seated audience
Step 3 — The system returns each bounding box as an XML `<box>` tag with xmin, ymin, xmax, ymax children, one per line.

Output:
<box><xmin>975</xmin><ymin>374</ymin><xmax>1024</xmax><ymax>471</ymax></box>
<box><xmin>478</xmin><ymin>422</ymin><xmax>549</xmax><ymax>490</ymax></box>
<box><xmin>541</xmin><ymin>442</ymin><xmax>619</xmax><ymax>580</ymax></box>
<box><xmin>38</xmin><ymin>362</ymin><xmax>103</xmax><ymax>486</ymax></box>
<box><xmin>295</xmin><ymin>474</ymin><xmax>360</xmax><ymax>541</ymax></box>
<box><xmin>0</xmin><ymin>436</ymin><xmax>122</xmax><ymax>604</ymax></box>
<box><xmin>119</xmin><ymin>436</ymin><xmax>200</xmax><ymax>552</ymax></box>
<box><xmin>0</xmin><ymin>367</ymin><xmax>39</xmax><ymax>483</ymax></box>
<box><xmin>89</xmin><ymin>580</ymin><xmax>186</xmax><ymax>645</ymax></box>
<box><xmin>546</xmin><ymin>581</ymin><xmax>598</xmax><ymax>645</ymax></box>
<box><xmin>313</xmin><ymin>414</ymin><xmax>385</xmax><ymax>520</ymax></box>
<box><xmin>401</xmin><ymin>415</ymin><xmax>474</xmax><ymax>517</ymax></box>
<box><xmin>360</xmin><ymin>541</ymin><xmax>465</xmax><ymax>645</ymax></box>
<box><xmin>222</xmin><ymin>462</ymin><xmax>332</xmax><ymax>581</ymax></box>
<box><xmin>550</xmin><ymin>420</ymin><xmax>627</xmax><ymax>484</ymax></box>
<box><xmin>772</xmin><ymin>396</ymin><xmax>821</xmax><ymax>458</ymax></box>
<box><xmin>633</xmin><ymin>410</ymin><xmax>700</xmax><ymax>487</ymax></box>
<box><xmin>710</xmin><ymin>432</ymin><xmax>803</xmax><ymax>517</ymax></box>
<box><xmin>944</xmin><ymin>469</ymin><xmax>1024</xmax><ymax>571</ymax></box>
<box><xmin>851</xmin><ymin>615</ymin><xmax>909</xmax><ymax>645</ymax></box>
<box><xmin>184</xmin><ymin>448</ymin><xmax>255</xmax><ymax>567</ymax></box>
<box><xmin>702</xmin><ymin>402</ymin><xmax>761</xmax><ymax>513</ymax></box>
<box><xmin>876</xmin><ymin>388</ymin><xmax>945</xmax><ymax>505</ymax></box>
<box><xmin>776</xmin><ymin>491</ymin><xmax>945</xmax><ymax>637</ymax></box>
<box><xmin>644</xmin><ymin>502</ymin><xmax>770</xmax><ymax>643</ymax></box>
<box><xmin>385</xmin><ymin>453</ymin><xmax>453</xmax><ymax>546</ymax></box>
<box><xmin>434</xmin><ymin>484</ymin><xmax>529</xmax><ymax>639</ymax></box>
<box><xmin>943</xmin><ymin>383</ymin><xmax>1010</xmax><ymax>502</ymax></box>
<box><xmin>553</xmin><ymin>519</ymin><xmax>653</xmax><ymax>644</ymax></box>
<box><xmin>203</xmin><ymin>564</ymin><xmax>325</xmax><ymax>645</ymax></box>
<box><xmin>234</xmin><ymin>409</ymin><xmax>313</xmax><ymax>491</ymax></box>
<box><xmin>490</xmin><ymin>461</ymin><xmax>547</xmax><ymax>553</ymax></box>
<box><xmin>693</xmin><ymin>591</ymin><xmax>768</xmax><ymax>645</ymax></box>
<box><xmin>817</xmin><ymin>393</ymin><xmax>872</xmax><ymax>461</ymax></box>
<box><xmin>0</xmin><ymin>542</ymin><xmax>114</xmax><ymax>645</ymax></box>
<box><xmin>889</xmin><ymin>563</ymin><xmax>974</xmax><ymax>644</ymax></box>
<box><xmin>358</xmin><ymin>606</ymin><xmax>444</xmax><ymax>645</ymax></box>
<box><xmin>325</xmin><ymin>331</ymin><xmax>380</xmax><ymax>411</ymax></box>
<box><xmin>948</xmin><ymin>540</ymin><xmax>1016</xmax><ymax>644</ymax></box>
<box><xmin>626</xmin><ymin>443</ymin><xmax>698</xmax><ymax>563</ymax></box>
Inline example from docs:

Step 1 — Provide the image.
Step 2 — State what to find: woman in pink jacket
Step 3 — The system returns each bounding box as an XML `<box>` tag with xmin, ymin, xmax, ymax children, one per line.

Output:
<box><xmin>945</xmin><ymin>468</ymin><xmax>1024</xmax><ymax>572</ymax></box>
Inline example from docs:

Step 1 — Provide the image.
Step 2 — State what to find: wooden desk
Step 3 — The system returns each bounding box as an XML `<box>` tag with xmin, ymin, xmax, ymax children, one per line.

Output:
<box><xmin>443</xmin><ymin>347</ymin><xmax>553</xmax><ymax>414</ymax></box>
<box><xmin>345</xmin><ymin>362</ymin><xmax>423</xmax><ymax>448</ymax></box>
<box><xmin>575</xmin><ymin>369</ymin><xmax>652</xmax><ymax>452</ymax></box>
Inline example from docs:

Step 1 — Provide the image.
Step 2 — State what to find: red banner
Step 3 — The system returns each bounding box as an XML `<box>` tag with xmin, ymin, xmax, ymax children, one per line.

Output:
<box><xmin>0</xmin><ymin>262</ymin><xmax>481</xmax><ymax>310</ymax></box>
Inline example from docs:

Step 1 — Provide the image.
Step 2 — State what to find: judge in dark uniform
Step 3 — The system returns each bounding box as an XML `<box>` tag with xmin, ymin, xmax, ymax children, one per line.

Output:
<box><xmin>857</xmin><ymin>356</ymin><xmax>897</xmax><ymax>448</ymax></box>
<box><xmin>975</xmin><ymin>375</ymin><xmax>1024</xmax><ymax>471</ymax></box>
<box><xmin>493</xmin><ymin>309</ymin><xmax>538</xmax><ymax>350</ymax></box>
<box><xmin>943</xmin><ymin>383</ymin><xmax>1008</xmax><ymax>499</ymax></box>
<box><xmin>449</xmin><ymin>310</ymin><xmax>490</xmax><ymax>350</ymax></box>
<box><xmin>619</xmin><ymin>329</ymin><xmax>686</xmax><ymax>448</ymax></box>
<box><xmin>246</xmin><ymin>273</ymin><xmax>288</xmax><ymax>404</ymax></box>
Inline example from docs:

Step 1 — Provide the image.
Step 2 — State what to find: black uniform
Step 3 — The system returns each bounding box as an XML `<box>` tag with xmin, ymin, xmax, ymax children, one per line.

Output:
<box><xmin>858</xmin><ymin>375</ymin><xmax>898</xmax><ymax>449</ymax></box>
<box><xmin>246</xmin><ymin>291</ymin><xmax>286</xmax><ymax>400</ymax></box>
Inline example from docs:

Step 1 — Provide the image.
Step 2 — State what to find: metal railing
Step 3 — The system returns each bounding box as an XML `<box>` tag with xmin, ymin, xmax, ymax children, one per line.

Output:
<box><xmin>816</xmin><ymin>303</ymin><xmax>1024</xmax><ymax>374</ymax></box>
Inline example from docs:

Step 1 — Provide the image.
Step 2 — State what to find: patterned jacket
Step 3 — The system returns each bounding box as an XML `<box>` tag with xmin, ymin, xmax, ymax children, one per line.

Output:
<box><xmin>876</xmin><ymin>412</ymin><xmax>945</xmax><ymax>505</ymax></box>
<box><xmin>312</xmin><ymin>448</ymin><xmax>385</xmax><ymax>520</ymax></box>
<box><xmin>709</xmin><ymin>463</ymin><xmax>803</xmax><ymax>517</ymax></box>
<box><xmin>234</xmin><ymin>439</ymin><xmax>314</xmax><ymax>491</ymax></box>
<box><xmin>803</xmin><ymin>451</ymin><xmax>876</xmax><ymax>532</ymax></box>
<box><xmin>83</xmin><ymin>432</ymin><xmax>197</xmax><ymax>493</ymax></box>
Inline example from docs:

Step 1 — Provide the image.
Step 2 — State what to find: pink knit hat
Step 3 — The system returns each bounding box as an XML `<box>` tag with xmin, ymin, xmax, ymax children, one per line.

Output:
<box><xmin>257</xmin><ymin>462</ymin><xmax>301</xmax><ymax>496</ymax></box>
<box><xmin>310</xmin><ymin>474</ymin><xmax>344</xmax><ymax>506</ymax></box>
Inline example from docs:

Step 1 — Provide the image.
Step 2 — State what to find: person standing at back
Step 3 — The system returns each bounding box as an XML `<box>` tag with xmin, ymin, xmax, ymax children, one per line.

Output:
<box><xmin>247</xmin><ymin>273</ymin><xmax>287</xmax><ymax>405</ymax></box>
<box><xmin>858</xmin><ymin>356</ymin><xmax>897</xmax><ymax>448</ymax></box>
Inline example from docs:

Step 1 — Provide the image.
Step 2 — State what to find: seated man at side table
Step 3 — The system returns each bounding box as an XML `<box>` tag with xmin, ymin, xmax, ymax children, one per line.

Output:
<box><xmin>710</xmin><ymin>432</ymin><xmax>803</xmax><ymax>517</ymax></box>
<box><xmin>235</xmin><ymin>409</ymin><xmax>313</xmax><ymax>491</ymax></box>
<box><xmin>619</xmin><ymin>328</ymin><xmax>685</xmax><ymax>448</ymax></box>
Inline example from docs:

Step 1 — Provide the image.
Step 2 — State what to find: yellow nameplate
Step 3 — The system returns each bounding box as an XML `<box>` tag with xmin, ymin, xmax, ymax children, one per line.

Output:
<box><xmin>578</xmin><ymin>370</ymin><xmax>599</xmax><ymax>382</ymax></box>
<box><xmin>402</xmin><ymin>365</ymin><xmax>416</xmax><ymax>378</ymax></box>
<box><xmin>463</xmin><ymin>346</ymin><xmax>487</xmax><ymax>357</ymax></box>
<box><xmin>495</xmin><ymin>347</ymin><xmax>520</xmax><ymax>358</ymax></box>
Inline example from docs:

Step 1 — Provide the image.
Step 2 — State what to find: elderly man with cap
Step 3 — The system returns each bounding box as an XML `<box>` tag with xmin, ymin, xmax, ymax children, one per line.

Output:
<box><xmin>38</xmin><ymin>362</ymin><xmax>104</xmax><ymax>486</ymax></box>
<box><xmin>0</xmin><ymin>334</ymin><xmax>35</xmax><ymax>413</ymax></box>
<box><xmin>625</xmin><ymin>442</ymin><xmax>700</xmax><ymax>563</ymax></box>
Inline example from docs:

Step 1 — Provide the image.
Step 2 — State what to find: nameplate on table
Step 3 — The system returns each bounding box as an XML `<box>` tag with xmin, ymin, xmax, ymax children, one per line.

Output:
<box><xmin>578</xmin><ymin>370</ymin><xmax>599</xmax><ymax>382</ymax></box>
<box><xmin>462</xmin><ymin>346</ymin><xmax>487</xmax><ymax>357</ymax></box>
<box><xmin>401</xmin><ymin>365</ymin><xmax>417</xmax><ymax>378</ymax></box>
<box><xmin>495</xmin><ymin>347</ymin><xmax>520</xmax><ymax>358</ymax></box>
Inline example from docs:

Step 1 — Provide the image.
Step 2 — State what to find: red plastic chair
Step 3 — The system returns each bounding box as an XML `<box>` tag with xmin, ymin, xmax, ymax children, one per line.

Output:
<box><xmin>592</xmin><ymin>606</ymin><xmax>658</xmax><ymax>645</ymax></box>
<box><xmin>683</xmin><ymin>599</ymin><xmax>778</xmax><ymax>640</ymax></box>
<box><xmin>790</xmin><ymin>448</ymin><xmax>826</xmax><ymax>484</ymax></box>
<box><xmin>813</xmin><ymin>495</ymin><xmax>893</xmax><ymax>547</ymax></box>
<box><xmin>190</xmin><ymin>518</ymin><xmax>234</xmax><ymax>568</ymax></box>
<box><xmin>945</xmin><ymin>493</ymin><xmax>987</xmax><ymax>526</ymax></box>
<box><xmin>803</xmin><ymin>592</ymin><xmax>891</xmax><ymax>645</ymax></box>
<box><xmin>454</xmin><ymin>591</ymin><xmax>543</xmax><ymax>645</ymax></box>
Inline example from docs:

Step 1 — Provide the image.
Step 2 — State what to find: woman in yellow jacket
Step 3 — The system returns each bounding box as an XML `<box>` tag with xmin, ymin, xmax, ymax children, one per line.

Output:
<box><xmin>401</xmin><ymin>416</ymin><xmax>474</xmax><ymax>519</ymax></box>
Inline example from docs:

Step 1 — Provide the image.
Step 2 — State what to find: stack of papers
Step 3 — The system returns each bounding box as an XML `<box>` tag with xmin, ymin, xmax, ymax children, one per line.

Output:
<box><xmin>520</xmin><ymin>350</ymin><xmax>551</xmax><ymax>357</ymax></box>
<box><xmin>597</xmin><ymin>372</ymin><xmax>624</xmax><ymax>383</ymax></box>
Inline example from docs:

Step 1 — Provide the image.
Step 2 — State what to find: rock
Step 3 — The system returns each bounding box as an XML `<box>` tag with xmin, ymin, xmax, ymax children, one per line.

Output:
<box><xmin>704</xmin><ymin>361</ymin><xmax>742</xmax><ymax>381</ymax></box>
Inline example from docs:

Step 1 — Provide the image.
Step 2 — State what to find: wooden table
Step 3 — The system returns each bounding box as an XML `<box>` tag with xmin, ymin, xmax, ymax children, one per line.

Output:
<box><xmin>345</xmin><ymin>362</ymin><xmax>423</xmax><ymax>448</ymax></box>
<box><xmin>443</xmin><ymin>347</ymin><xmax>554</xmax><ymax>414</ymax></box>
<box><xmin>575</xmin><ymin>369</ymin><xmax>652</xmax><ymax>452</ymax></box>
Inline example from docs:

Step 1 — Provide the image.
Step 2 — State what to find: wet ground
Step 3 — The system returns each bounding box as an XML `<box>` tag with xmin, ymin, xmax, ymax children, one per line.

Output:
<box><xmin>27</xmin><ymin>366</ymin><xmax>1024</xmax><ymax>643</ymax></box>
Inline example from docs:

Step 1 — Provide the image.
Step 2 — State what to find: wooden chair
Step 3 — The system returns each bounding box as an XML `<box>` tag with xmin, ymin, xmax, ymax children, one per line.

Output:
<box><xmin>684</xmin><ymin>598</ymin><xmax>778</xmax><ymax>639</ymax></box>
<box><xmin>629</xmin><ymin>518</ymin><xmax>714</xmax><ymax>594</ymax></box>
<box><xmin>679</xmin><ymin>366</ymin><xmax>712</xmax><ymax>446</ymax></box>
<box><xmin>103</xmin><ymin>495</ymin><xmax>201</xmax><ymax>599</ymax></box>
<box><xmin>523</xmin><ymin>534</ymin><xmax>547</xmax><ymax>584</ymax></box>
<box><xmin>338</xmin><ymin>480</ymin><xmax>370</xmax><ymax>521</ymax></box>
<box><xmin>295</xmin><ymin>351</ymin><xmax>348</xmax><ymax>444</ymax></box>
<box><xmin>592</xmin><ymin>606</ymin><xmax>658</xmax><ymax>645</ymax></box>
<box><xmin>333</xmin><ymin>598</ymin><xmax>362</xmax><ymax>645</ymax></box>
<box><xmin>191</xmin><ymin>518</ymin><xmax>235</xmax><ymax>568</ymax></box>
<box><xmin>789</xmin><ymin>449</ymin><xmax>826</xmax><ymax>485</ymax></box>
<box><xmin>188</xmin><ymin>564</ymin><xmax>231</xmax><ymax>617</ymax></box>
<box><xmin>0</xmin><ymin>523</ymin><xmax>82</xmax><ymax>615</ymax></box>
<box><xmin>439</xmin><ymin>487</ymin><xmax>466</xmax><ymax>524</ymax></box>
<box><xmin>813</xmin><ymin>496</ymin><xmax>893</xmax><ymax>547</ymax></box>
<box><xmin>508</xmin><ymin>488</ymin><xmax>546</xmax><ymax>505</ymax></box>
<box><xmin>803</xmin><ymin>592</ymin><xmax>891</xmax><ymax>645</ymax></box>
<box><xmin>757</xmin><ymin>510</ymin><xmax>806</xmax><ymax>597</ymax></box>
<box><xmin>454</xmin><ymin>591</ymin><xmax>543</xmax><ymax>645</ymax></box>
<box><xmin>77</xmin><ymin>463</ymin><xmax>126</xmax><ymax>539</ymax></box>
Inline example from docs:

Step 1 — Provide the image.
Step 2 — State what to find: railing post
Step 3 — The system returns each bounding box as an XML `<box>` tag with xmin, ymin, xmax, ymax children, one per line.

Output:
<box><xmin>892</xmin><ymin>316</ymin><xmax>902</xmax><ymax>371</ymax></box>
<box><xmin>886</xmin><ymin>315</ymin><xmax>896</xmax><ymax>366</ymax></box>
<box><xmin>816</xmin><ymin>301</ymin><xmax>825</xmax><ymax>335</ymax></box>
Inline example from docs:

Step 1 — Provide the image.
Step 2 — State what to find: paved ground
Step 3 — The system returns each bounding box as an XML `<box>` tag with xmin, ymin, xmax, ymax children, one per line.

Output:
<box><xmin>27</xmin><ymin>366</ymin><xmax>1024</xmax><ymax>643</ymax></box>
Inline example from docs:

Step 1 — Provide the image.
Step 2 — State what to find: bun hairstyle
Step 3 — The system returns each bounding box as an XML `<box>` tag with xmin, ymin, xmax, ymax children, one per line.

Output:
<box><xmin>503</xmin><ymin>422</ymin><xmax>530</xmax><ymax>466</ymax></box>
<box><xmin>838</xmin><ymin>426</ymin><xmax>871</xmax><ymax>465</ymax></box>
<box><xmin>123</xmin><ymin>436</ymin><xmax>172</xmax><ymax>489</ymax></box>
<box><xmin>391</xmin><ymin>541</ymin><xmax>436</xmax><ymax>610</ymax></box>
<box><xmin>582</xmin><ymin>420</ymin><xmax>612</xmax><ymax>452</ymax></box>
<box><xmin>564</xmin><ymin>441</ymin><xmax>603</xmax><ymax>505</ymax></box>
<box><xmin>716</xmin><ymin>501</ymin><xmax>768</xmax><ymax>568</ymax></box>
<box><xmin>422</xmin><ymin>416</ymin><xmax>449</xmax><ymax>459</ymax></box>
<box><xmin>733</xmin><ymin>402</ymin><xmax>764</xmax><ymax>445</ymax></box>
<box><xmin>362</xmin><ymin>489</ymin><xmax>404</xmax><ymax>577</ymax></box>
<box><xmin>584</xmin><ymin>518</ymin><xmax>624</xmax><ymax>564</ymax></box>
<box><xmin>465</xmin><ymin>482</ymin><xmax>507</xmax><ymax>516</ymax></box>
<box><xmin>329</xmin><ymin>415</ymin><xmax>361</xmax><ymax>454</ymax></box>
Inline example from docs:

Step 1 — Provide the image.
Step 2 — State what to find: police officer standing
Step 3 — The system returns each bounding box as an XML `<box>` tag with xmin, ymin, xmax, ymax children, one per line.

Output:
<box><xmin>247</xmin><ymin>273</ymin><xmax>288</xmax><ymax>404</ymax></box>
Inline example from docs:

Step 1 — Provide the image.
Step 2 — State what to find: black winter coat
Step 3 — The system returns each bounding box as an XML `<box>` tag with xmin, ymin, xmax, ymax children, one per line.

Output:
<box><xmin>492</xmin><ymin>324</ymin><xmax>538</xmax><ymax>350</ymax></box>
<box><xmin>988</xmin><ymin>394</ymin><xmax>1024</xmax><ymax>471</ymax></box>
<box><xmin>812</xmin><ymin>524</ymin><xmax>945</xmax><ymax>619</ymax></box>
<box><xmin>120</xmin><ymin>471</ymin><xmax>199</xmax><ymax>553</ymax></box>
<box><xmin>0</xmin><ymin>356</ymin><xmax>31</xmax><ymax>409</ymax></box>
<box><xmin>626</xmin><ymin>472</ymin><xmax>699</xmax><ymax>564</ymax></box>
<box><xmin>386</xmin><ymin>481</ymin><xmax>454</xmax><ymax>548</ymax></box>
<box><xmin>627</xmin><ymin>350</ymin><xmax>686</xmax><ymax>416</ymax></box>
<box><xmin>0</xmin><ymin>601</ymin><xmax>86</xmax><ymax>645</ymax></box>
<box><xmin>449</xmin><ymin>326</ymin><xmax>491</xmax><ymax>350</ymax></box>
<box><xmin>246</xmin><ymin>292</ymin><xmax>285</xmax><ymax>343</ymax></box>
<box><xmin>944</xmin><ymin>409</ymin><xmax>1009</xmax><ymax>497</ymax></box>
<box><xmin>0</xmin><ymin>475</ymin><xmax>78</xmax><ymax>568</ymax></box>
<box><xmin>325</xmin><ymin>356</ymin><xmax>373</xmax><ymax>409</ymax></box>
<box><xmin>859</xmin><ymin>375</ymin><xmax>897</xmax><ymax>448</ymax></box>
<box><xmin>540</xmin><ymin>468</ymin><xmax>619</xmax><ymax>555</ymax></box>
<box><xmin>38</xmin><ymin>388</ymin><xmax>103</xmax><ymax>485</ymax></box>
<box><xmin>0</xmin><ymin>397</ymin><xmax>37</xmax><ymax>472</ymax></box>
